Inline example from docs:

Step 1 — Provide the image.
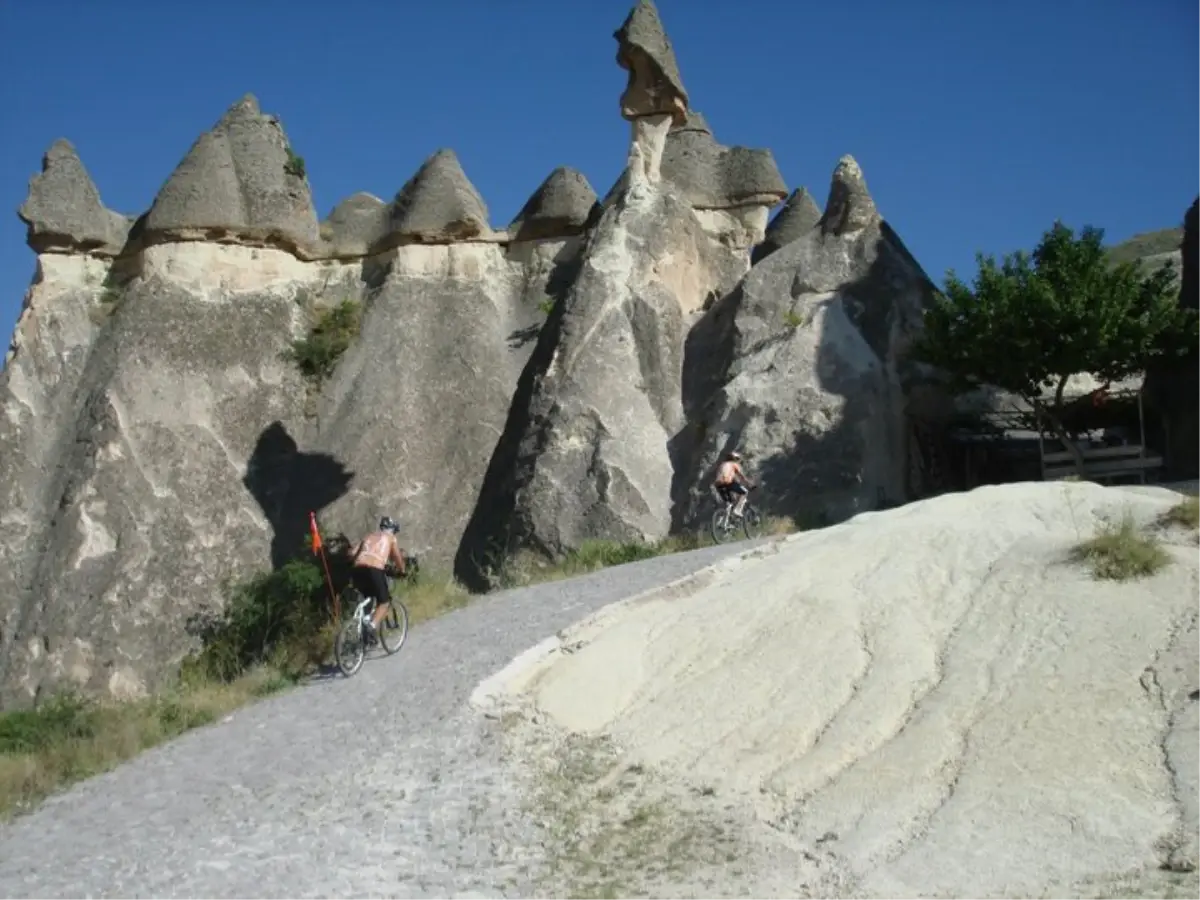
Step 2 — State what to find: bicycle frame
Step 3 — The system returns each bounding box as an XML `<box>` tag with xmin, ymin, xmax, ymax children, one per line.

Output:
<box><xmin>350</xmin><ymin>592</ymin><xmax>376</xmax><ymax>627</ymax></box>
<box><xmin>715</xmin><ymin>485</ymin><xmax>757</xmax><ymax>531</ymax></box>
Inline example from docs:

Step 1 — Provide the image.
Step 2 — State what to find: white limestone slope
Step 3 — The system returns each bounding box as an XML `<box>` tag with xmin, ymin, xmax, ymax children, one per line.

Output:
<box><xmin>478</xmin><ymin>481</ymin><xmax>1200</xmax><ymax>897</ymax></box>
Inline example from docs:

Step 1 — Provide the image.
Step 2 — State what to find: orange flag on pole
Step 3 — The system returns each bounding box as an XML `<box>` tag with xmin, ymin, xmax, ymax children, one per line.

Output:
<box><xmin>309</xmin><ymin>511</ymin><xmax>338</xmax><ymax>620</ymax></box>
<box><xmin>309</xmin><ymin>511</ymin><xmax>323</xmax><ymax>554</ymax></box>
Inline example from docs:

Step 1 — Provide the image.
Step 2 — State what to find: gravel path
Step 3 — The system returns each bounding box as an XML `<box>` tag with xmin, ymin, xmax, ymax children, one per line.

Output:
<box><xmin>0</xmin><ymin>539</ymin><xmax>770</xmax><ymax>899</ymax></box>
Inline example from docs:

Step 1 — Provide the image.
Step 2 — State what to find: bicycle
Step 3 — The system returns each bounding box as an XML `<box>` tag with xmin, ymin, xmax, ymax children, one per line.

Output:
<box><xmin>710</xmin><ymin>485</ymin><xmax>763</xmax><ymax>544</ymax></box>
<box><xmin>333</xmin><ymin>555</ymin><xmax>420</xmax><ymax>677</ymax></box>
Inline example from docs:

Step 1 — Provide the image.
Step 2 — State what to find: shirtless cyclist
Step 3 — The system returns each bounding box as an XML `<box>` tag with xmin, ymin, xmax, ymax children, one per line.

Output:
<box><xmin>713</xmin><ymin>451</ymin><xmax>754</xmax><ymax>518</ymax></box>
<box><xmin>349</xmin><ymin>516</ymin><xmax>407</xmax><ymax>637</ymax></box>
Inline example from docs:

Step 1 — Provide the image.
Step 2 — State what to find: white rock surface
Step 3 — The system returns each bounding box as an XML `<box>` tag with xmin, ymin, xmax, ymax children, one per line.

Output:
<box><xmin>479</xmin><ymin>480</ymin><xmax>1200</xmax><ymax>897</ymax></box>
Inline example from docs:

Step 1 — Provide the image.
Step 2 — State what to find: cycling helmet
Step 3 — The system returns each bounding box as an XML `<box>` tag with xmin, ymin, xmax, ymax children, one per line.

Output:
<box><xmin>379</xmin><ymin>516</ymin><xmax>400</xmax><ymax>534</ymax></box>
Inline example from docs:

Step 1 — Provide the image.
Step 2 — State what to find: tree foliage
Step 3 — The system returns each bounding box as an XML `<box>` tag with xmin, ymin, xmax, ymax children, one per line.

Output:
<box><xmin>912</xmin><ymin>221</ymin><xmax>1197</xmax><ymax>414</ymax></box>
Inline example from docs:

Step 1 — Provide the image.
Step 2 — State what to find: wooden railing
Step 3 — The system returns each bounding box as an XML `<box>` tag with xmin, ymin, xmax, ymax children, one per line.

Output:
<box><xmin>1040</xmin><ymin>443</ymin><xmax>1164</xmax><ymax>483</ymax></box>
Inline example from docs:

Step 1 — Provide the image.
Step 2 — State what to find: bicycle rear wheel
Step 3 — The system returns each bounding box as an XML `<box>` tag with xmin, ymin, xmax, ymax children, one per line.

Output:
<box><xmin>710</xmin><ymin>508</ymin><xmax>735</xmax><ymax>545</ymax></box>
<box><xmin>334</xmin><ymin>620</ymin><xmax>366</xmax><ymax>677</ymax></box>
<box><xmin>742</xmin><ymin>505</ymin><xmax>763</xmax><ymax>540</ymax></box>
<box><xmin>379</xmin><ymin>601</ymin><xmax>409</xmax><ymax>656</ymax></box>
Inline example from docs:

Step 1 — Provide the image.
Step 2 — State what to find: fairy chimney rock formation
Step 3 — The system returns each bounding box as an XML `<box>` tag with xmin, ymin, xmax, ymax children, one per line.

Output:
<box><xmin>615</xmin><ymin>0</ymin><xmax>689</xmax><ymax>124</ymax></box>
<box><xmin>676</xmin><ymin>154</ymin><xmax>941</xmax><ymax>528</ymax></box>
<box><xmin>507</xmin><ymin>167</ymin><xmax>598</xmax><ymax>242</ymax></box>
<box><xmin>821</xmin><ymin>154</ymin><xmax>879</xmax><ymax>236</ymax></box>
<box><xmin>752</xmin><ymin>187</ymin><xmax>823</xmax><ymax>264</ymax></box>
<box><xmin>141</xmin><ymin>94</ymin><xmax>322</xmax><ymax>257</ymax></box>
<box><xmin>18</xmin><ymin>140</ymin><xmax>132</xmax><ymax>256</ymax></box>
<box><xmin>319</xmin><ymin>192</ymin><xmax>388</xmax><ymax>259</ymax></box>
<box><xmin>601</xmin><ymin>107</ymin><xmax>788</xmax><ymax>259</ymax></box>
<box><xmin>659</xmin><ymin>111</ymin><xmax>788</xmax><ymax>210</ymax></box>
<box><xmin>615</xmin><ymin>1</ymin><xmax>691</xmax><ymax>188</ymax></box>
<box><xmin>382</xmin><ymin>148</ymin><xmax>492</xmax><ymax>247</ymax></box>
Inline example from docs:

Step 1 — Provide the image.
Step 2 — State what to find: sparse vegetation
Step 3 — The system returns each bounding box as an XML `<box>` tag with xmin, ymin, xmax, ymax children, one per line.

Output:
<box><xmin>1161</xmin><ymin>496</ymin><xmax>1199</xmax><ymax>531</ymax></box>
<box><xmin>88</xmin><ymin>285</ymin><xmax>125</xmax><ymax>325</ymax></box>
<box><xmin>0</xmin><ymin>670</ymin><xmax>290</xmax><ymax>818</ymax></box>
<box><xmin>286</xmin><ymin>298</ymin><xmax>362</xmax><ymax>383</ymax></box>
<box><xmin>1070</xmin><ymin>511</ymin><xmax>1171</xmax><ymax>581</ymax></box>
<box><xmin>782</xmin><ymin>308</ymin><xmax>807</xmax><ymax>328</ymax></box>
<box><xmin>518</xmin><ymin>732</ymin><xmax>740</xmax><ymax>897</ymax></box>
<box><xmin>538</xmin><ymin>297</ymin><xmax>556</xmax><ymax>316</ymax></box>
<box><xmin>284</xmin><ymin>147</ymin><xmax>306</xmax><ymax>180</ymax></box>
<box><xmin>1105</xmin><ymin>227</ymin><xmax>1183</xmax><ymax>267</ymax></box>
<box><xmin>491</xmin><ymin>518</ymin><xmax>799</xmax><ymax>589</ymax></box>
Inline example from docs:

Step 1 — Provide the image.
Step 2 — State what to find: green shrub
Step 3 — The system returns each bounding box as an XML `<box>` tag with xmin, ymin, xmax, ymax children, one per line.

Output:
<box><xmin>284</xmin><ymin>148</ymin><xmax>306</xmax><ymax>179</ymax></box>
<box><xmin>182</xmin><ymin>559</ymin><xmax>332</xmax><ymax>684</ymax></box>
<box><xmin>0</xmin><ymin>692</ymin><xmax>97</xmax><ymax>755</ymax></box>
<box><xmin>569</xmin><ymin>539</ymin><xmax>663</xmax><ymax>569</ymax></box>
<box><xmin>287</xmin><ymin>299</ymin><xmax>361</xmax><ymax>383</ymax></box>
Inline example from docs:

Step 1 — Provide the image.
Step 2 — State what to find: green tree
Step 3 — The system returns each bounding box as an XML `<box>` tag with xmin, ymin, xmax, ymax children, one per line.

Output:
<box><xmin>912</xmin><ymin>221</ymin><xmax>1197</xmax><ymax>466</ymax></box>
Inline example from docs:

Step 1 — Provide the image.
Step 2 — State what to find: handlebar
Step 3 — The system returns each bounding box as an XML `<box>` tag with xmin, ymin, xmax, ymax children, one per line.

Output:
<box><xmin>384</xmin><ymin>554</ymin><xmax>420</xmax><ymax>580</ymax></box>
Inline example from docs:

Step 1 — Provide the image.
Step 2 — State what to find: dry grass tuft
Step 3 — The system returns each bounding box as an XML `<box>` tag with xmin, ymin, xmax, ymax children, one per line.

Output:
<box><xmin>1070</xmin><ymin>511</ymin><xmax>1171</xmax><ymax>581</ymax></box>
<box><xmin>1160</xmin><ymin>496</ymin><xmax>1199</xmax><ymax>531</ymax></box>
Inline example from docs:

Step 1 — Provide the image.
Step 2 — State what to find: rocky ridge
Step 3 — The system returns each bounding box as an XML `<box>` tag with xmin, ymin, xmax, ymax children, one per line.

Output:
<box><xmin>2</xmin><ymin>0</ymin><xmax>944</xmax><ymax>705</ymax></box>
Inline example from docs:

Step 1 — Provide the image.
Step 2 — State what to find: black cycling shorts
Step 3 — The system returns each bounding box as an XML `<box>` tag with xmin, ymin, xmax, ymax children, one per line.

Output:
<box><xmin>351</xmin><ymin>565</ymin><xmax>391</xmax><ymax>605</ymax></box>
<box><xmin>717</xmin><ymin>483</ymin><xmax>748</xmax><ymax>501</ymax></box>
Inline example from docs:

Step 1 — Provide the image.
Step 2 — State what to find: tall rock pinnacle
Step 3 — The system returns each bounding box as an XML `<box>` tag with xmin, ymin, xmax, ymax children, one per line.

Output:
<box><xmin>820</xmin><ymin>155</ymin><xmax>879</xmax><ymax>236</ymax></box>
<box><xmin>614</xmin><ymin>1</ymin><xmax>689</xmax><ymax>124</ymax></box>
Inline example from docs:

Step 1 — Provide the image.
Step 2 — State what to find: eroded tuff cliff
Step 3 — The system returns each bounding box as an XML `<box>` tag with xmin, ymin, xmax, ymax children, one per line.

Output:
<box><xmin>672</xmin><ymin>156</ymin><xmax>943</xmax><ymax>528</ymax></box>
<box><xmin>1</xmin><ymin>98</ymin><xmax>592</xmax><ymax>705</ymax></box>
<box><xmin>2</xmin><ymin>0</ymin><xmax>943</xmax><ymax>704</ymax></box>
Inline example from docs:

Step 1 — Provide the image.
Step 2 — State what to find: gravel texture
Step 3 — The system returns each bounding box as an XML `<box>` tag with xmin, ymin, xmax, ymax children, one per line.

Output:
<box><xmin>0</xmin><ymin>539</ymin><xmax>768</xmax><ymax>899</ymax></box>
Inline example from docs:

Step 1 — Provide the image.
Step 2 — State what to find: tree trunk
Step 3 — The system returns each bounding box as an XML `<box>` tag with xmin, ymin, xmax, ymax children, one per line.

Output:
<box><xmin>1034</xmin><ymin>375</ymin><xmax>1086</xmax><ymax>477</ymax></box>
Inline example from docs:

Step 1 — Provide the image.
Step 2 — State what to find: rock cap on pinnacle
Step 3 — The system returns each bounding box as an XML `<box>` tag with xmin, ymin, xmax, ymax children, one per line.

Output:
<box><xmin>142</xmin><ymin>93</ymin><xmax>321</xmax><ymax>256</ymax></box>
<box><xmin>319</xmin><ymin>192</ymin><xmax>389</xmax><ymax>259</ymax></box>
<box><xmin>18</xmin><ymin>139</ymin><xmax>131</xmax><ymax>255</ymax></box>
<box><xmin>752</xmin><ymin>187</ymin><xmax>823</xmax><ymax>264</ymax></box>
<box><xmin>615</xmin><ymin>0</ymin><xmax>689</xmax><ymax>123</ymax></box>
<box><xmin>658</xmin><ymin>113</ymin><xmax>787</xmax><ymax>209</ymax></box>
<box><xmin>508</xmin><ymin>167</ymin><xmax>599</xmax><ymax>242</ymax></box>
<box><xmin>383</xmin><ymin>148</ymin><xmax>491</xmax><ymax>245</ymax></box>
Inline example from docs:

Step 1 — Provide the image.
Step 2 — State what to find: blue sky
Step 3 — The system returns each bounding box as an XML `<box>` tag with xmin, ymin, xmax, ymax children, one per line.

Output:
<box><xmin>0</xmin><ymin>0</ymin><xmax>1196</xmax><ymax>344</ymax></box>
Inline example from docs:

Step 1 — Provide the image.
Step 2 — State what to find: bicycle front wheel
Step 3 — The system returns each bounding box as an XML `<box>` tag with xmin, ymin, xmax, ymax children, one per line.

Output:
<box><xmin>334</xmin><ymin>620</ymin><xmax>366</xmax><ymax>677</ymax></box>
<box><xmin>379</xmin><ymin>602</ymin><xmax>409</xmax><ymax>656</ymax></box>
<box><xmin>710</xmin><ymin>508</ymin><xmax>734</xmax><ymax>545</ymax></box>
<box><xmin>742</xmin><ymin>505</ymin><xmax>763</xmax><ymax>540</ymax></box>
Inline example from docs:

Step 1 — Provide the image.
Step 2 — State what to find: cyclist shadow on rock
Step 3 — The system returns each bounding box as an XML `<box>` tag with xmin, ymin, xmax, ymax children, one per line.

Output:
<box><xmin>242</xmin><ymin>421</ymin><xmax>356</xmax><ymax>570</ymax></box>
